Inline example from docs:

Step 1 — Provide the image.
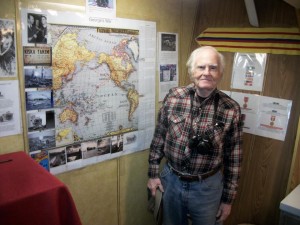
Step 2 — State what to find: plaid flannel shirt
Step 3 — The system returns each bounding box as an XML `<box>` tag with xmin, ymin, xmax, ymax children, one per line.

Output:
<box><xmin>148</xmin><ymin>84</ymin><xmax>243</xmax><ymax>204</ymax></box>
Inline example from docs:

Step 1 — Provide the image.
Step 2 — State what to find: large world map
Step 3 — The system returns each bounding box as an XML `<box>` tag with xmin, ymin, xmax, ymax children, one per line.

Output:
<box><xmin>49</xmin><ymin>25</ymin><xmax>139</xmax><ymax>142</ymax></box>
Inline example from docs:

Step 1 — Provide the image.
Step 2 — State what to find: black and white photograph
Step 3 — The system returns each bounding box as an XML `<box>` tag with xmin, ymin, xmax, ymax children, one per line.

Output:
<box><xmin>87</xmin><ymin>0</ymin><xmax>114</xmax><ymax>8</ymax></box>
<box><xmin>97</xmin><ymin>137</ymin><xmax>111</xmax><ymax>155</ymax></box>
<box><xmin>27</xmin><ymin>13</ymin><xmax>48</xmax><ymax>44</ymax></box>
<box><xmin>24</xmin><ymin>67</ymin><xmax>53</xmax><ymax>89</ymax></box>
<box><xmin>0</xmin><ymin>18</ymin><xmax>16</xmax><ymax>77</ymax></box>
<box><xmin>123</xmin><ymin>131</ymin><xmax>139</xmax><ymax>152</ymax></box>
<box><xmin>160</xmin><ymin>64</ymin><xmax>177</xmax><ymax>82</ymax></box>
<box><xmin>66</xmin><ymin>144</ymin><xmax>82</xmax><ymax>162</ymax></box>
<box><xmin>27</xmin><ymin>110</ymin><xmax>55</xmax><ymax>132</ymax></box>
<box><xmin>111</xmin><ymin>134</ymin><xmax>123</xmax><ymax>154</ymax></box>
<box><xmin>0</xmin><ymin>111</ymin><xmax>13</xmax><ymax>123</ymax></box>
<box><xmin>161</xmin><ymin>33</ymin><xmax>176</xmax><ymax>51</ymax></box>
<box><xmin>86</xmin><ymin>0</ymin><xmax>116</xmax><ymax>18</ymax></box>
<box><xmin>25</xmin><ymin>90</ymin><xmax>53</xmax><ymax>111</ymax></box>
<box><xmin>28</xmin><ymin>129</ymin><xmax>56</xmax><ymax>152</ymax></box>
<box><xmin>81</xmin><ymin>140</ymin><xmax>99</xmax><ymax>159</ymax></box>
<box><xmin>49</xmin><ymin>147</ymin><xmax>67</xmax><ymax>168</ymax></box>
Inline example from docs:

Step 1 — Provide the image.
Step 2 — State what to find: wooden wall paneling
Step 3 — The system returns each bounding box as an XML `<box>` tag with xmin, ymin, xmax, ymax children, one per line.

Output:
<box><xmin>287</xmin><ymin>117</ymin><xmax>300</xmax><ymax>193</ymax></box>
<box><xmin>218</xmin><ymin>52</ymin><xmax>234</xmax><ymax>89</ymax></box>
<box><xmin>227</xmin><ymin>46</ymin><xmax>300</xmax><ymax>225</ymax></box>
<box><xmin>188</xmin><ymin>0</ymin><xmax>250</xmax><ymax>58</ymax></box>
<box><xmin>179</xmin><ymin>0</ymin><xmax>201</xmax><ymax>87</ymax></box>
<box><xmin>226</xmin><ymin>133</ymin><xmax>257</xmax><ymax>224</ymax></box>
<box><xmin>263</xmin><ymin>53</ymin><xmax>300</xmax><ymax>201</ymax></box>
<box><xmin>191</xmin><ymin>0</ymin><xmax>300</xmax><ymax>224</ymax></box>
<box><xmin>297</xmin><ymin>8</ymin><xmax>300</xmax><ymax>30</ymax></box>
<box><xmin>255</xmin><ymin>0</ymin><xmax>297</xmax><ymax>27</ymax></box>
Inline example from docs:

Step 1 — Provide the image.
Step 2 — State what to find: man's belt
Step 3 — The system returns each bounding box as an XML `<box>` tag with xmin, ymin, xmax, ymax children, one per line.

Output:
<box><xmin>168</xmin><ymin>164</ymin><xmax>220</xmax><ymax>182</ymax></box>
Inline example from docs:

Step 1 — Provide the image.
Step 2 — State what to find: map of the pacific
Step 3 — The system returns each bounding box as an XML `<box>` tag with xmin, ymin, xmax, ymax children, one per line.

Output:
<box><xmin>49</xmin><ymin>25</ymin><xmax>139</xmax><ymax>142</ymax></box>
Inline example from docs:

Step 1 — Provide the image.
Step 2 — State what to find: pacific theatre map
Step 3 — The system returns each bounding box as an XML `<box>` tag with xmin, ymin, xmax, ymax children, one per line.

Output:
<box><xmin>50</xmin><ymin>25</ymin><xmax>140</xmax><ymax>143</ymax></box>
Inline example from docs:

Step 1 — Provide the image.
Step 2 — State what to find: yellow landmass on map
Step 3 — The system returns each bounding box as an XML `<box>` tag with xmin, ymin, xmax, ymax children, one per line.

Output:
<box><xmin>59</xmin><ymin>108</ymin><xmax>78</xmax><ymax>124</ymax></box>
<box><xmin>56</xmin><ymin>128</ymin><xmax>72</xmax><ymax>142</ymax></box>
<box><xmin>98</xmin><ymin>53</ymin><xmax>139</xmax><ymax>120</ymax></box>
<box><xmin>52</xmin><ymin>33</ymin><xmax>96</xmax><ymax>90</ymax></box>
<box><xmin>98</xmin><ymin>53</ymin><xmax>134</xmax><ymax>87</ymax></box>
<box><xmin>127</xmin><ymin>89</ymin><xmax>139</xmax><ymax>121</ymax></box>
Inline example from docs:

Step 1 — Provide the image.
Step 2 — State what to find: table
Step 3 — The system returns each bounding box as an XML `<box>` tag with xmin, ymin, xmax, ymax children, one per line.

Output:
<box><xmin>279</xmin><ymin>184</ymin><xmax>300</xmax><ymax>225</ymax></box>
<box><xmin>0</xmin><ymin>151</ymin><xmax>82</xmax><ymax>225</ymax></box>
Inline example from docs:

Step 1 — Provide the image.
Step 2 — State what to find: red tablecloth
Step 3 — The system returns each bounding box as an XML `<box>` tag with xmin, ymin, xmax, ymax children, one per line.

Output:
<box><xmin>0</xmin><ymin>151</ymin><xmax>82</xmax><ymax>225</ymax></box>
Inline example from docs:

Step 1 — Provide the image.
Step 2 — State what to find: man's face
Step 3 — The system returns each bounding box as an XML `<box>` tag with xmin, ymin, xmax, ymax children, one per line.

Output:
<box><xmin>41</xmin><ymin>17</ymin><xmax>47</xmax><ymax>25</ymax></box>
<box><xmin>29</xmin><ymin>15</ymin><xmax>34</xmax><ymax>25</ymax></box>
<box><xmin>192</xmin><ymin>49</ymin><xmax>222</xmax><ymax>92</ymax></box>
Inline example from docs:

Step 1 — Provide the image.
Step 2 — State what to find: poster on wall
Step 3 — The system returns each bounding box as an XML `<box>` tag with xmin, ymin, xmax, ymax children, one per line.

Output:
<box><xmin>231</xmin><ymin>92</ymin><xmax>260</xmax><ymax>135</ymax></box>
<box><xmin>23</xmin><ymin>46</ymin><xmax>52</xmax><ymax>66</ymax></box>
<box><xmin>0</xmin><ymin>80</ymin><xmax>22</xmax><ymax>137</ymax></box>
<box><xmin>21</xmin><ymin>8</ymin><xmax>156</xmax><ymax>174</ymax></box>
<box><xmin>86</xmin><ymin>0</ymin><xmax>116</xmax><ymax>18</ymax></box>
<box><xmin>231</xmin><ymin>91</ymin><xmax>292</xmax><ymax>141</ymax></box>
<box><xmin>158</xmin><ymin>32</ymin><xmax>179</xmax><ymax>101</ymax></box>
<box><xmin>256</xmin><ymin>96</ymin><xmax>292</xmax><ymax>141</ymax></box>
<box><xmin>231</xmin><ymin>53</ymin><xmax>267</xmax><ymax>91</ymax></box>
<box><xmin>0</xmin><ymin>18</ymin><xmax>17</xmax><ymax>77</ymax></box>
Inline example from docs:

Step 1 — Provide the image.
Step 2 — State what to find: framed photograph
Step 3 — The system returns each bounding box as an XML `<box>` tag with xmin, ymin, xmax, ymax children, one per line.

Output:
<box><xmin>49</xmin><ymin>147</ymin><xmax>67</xmax><ymax>168</ymax></box>
<box><xmin>81</xmin><ymin>140</ymin><xmax>99</xmax><ymax>159</ymax></box>
<box><xmin>25</xmin><ymin>90</ymin><xmax>53</xmax><ymax>111</ymax></box>
<box><xmin>27</xmin><ymin>13</ymin><xmax>48</xmax><ymax>44</ymax></box>
<box><xmin>28</xmin><ymin>129</ymin><xmax>56</xmax><ymax>152</ymax></box>
<box><xmin>27</xmin><ymin>110</ymin><xmax>55</xmax><ymax>132</ymax></box>
<box><xmin>160</xmin><ymin>64</ymin><xmax>177</xmax><ymax>82</ymax></box>
<box><xmin>66</xmin><ymin>144</ymin><xmax>82</xmax><ymax>162</ymax></box>
<box><xmin>24</xmin><ymin>66</ymin><xmax>53</xmax><ymax>89</ymax></box>
<box><xmin>161</xmin><ymin>33</ymin><xmax>176</xmax><ymax>51</ymax></box>
<box><xmin>111</xmin><ymin>134</ymin><xmax>123</xmax><ymax>154</ymax></box>
<box><xmin>86</xmin><ymin>0</ymin><xmax>116</xmax><ymax>18</ymax></box>
<box><xmin>97</xmin><ymin>137</ymin><xmax>111</xmax><ymax>155</ymax></box>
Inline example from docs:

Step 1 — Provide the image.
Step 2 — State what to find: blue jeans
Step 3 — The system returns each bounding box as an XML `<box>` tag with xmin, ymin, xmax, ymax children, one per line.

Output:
<box><xmin>160</xmin><ymin>164</ymin><xmax>223</xmax><ymax>225</ymax></box>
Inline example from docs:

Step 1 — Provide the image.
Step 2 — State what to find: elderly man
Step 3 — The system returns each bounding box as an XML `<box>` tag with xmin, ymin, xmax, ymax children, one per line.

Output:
<box><xmin>147</xmin><ymin>46</ymin><xmax>243</xmax><ymax>225</ymax></box>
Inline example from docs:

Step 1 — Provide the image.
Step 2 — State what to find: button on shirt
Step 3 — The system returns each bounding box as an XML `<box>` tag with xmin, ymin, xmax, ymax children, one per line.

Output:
<box><xmin>148</xmin><ymin>84</ymin><xmax>243</xmax><ymax>204</ymax></box>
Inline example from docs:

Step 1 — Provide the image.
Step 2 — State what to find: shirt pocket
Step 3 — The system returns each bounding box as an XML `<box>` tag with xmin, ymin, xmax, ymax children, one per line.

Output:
<box><xmin>205</xmin><ymin>122</ymin><xmax>225</xmax><ymax>147</ymax></box>
<box><xmin>168</xmin><ymin>113</ymin><xmax>186</xmax><ymax>139</ymax></box>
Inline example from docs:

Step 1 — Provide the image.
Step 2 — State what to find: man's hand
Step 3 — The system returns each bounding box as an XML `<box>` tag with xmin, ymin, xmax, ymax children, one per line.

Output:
<box><xmin>147</xmin><ymin>178</ymin><xmax>164</xmax><ymax>196</ymax></box>
<box><xmin>216</xmin><ymin>203</ymin><xmax>232</xmax><ymax>222</ymax></box>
